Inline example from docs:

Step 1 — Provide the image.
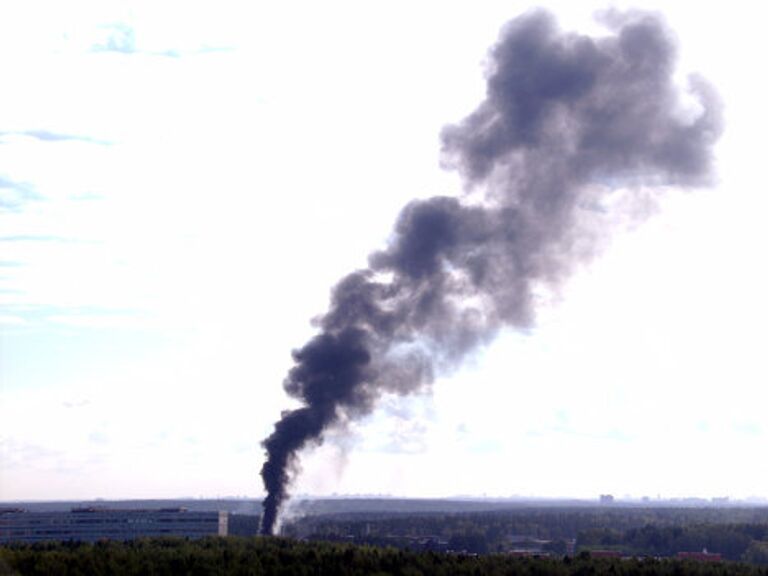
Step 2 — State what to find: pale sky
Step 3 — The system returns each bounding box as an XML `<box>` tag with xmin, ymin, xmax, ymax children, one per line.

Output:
<box><xmin>1</xmin><ymin>0</ymin><xmax>767</xmax><ymax>503</ymax></box>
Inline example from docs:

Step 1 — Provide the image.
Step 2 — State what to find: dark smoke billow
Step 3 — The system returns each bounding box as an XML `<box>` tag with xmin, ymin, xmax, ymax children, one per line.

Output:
<box><xmin>259</xmin><ymin>9</ymin><xmax>721</xmax><ymax>535</ymax></box>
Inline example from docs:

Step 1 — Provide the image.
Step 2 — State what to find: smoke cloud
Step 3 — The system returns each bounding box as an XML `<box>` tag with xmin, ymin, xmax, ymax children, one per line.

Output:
<box><xmin>259</xmin><ymin>9</ymin><xmax>721</xmax><ymax>535</ymax></box>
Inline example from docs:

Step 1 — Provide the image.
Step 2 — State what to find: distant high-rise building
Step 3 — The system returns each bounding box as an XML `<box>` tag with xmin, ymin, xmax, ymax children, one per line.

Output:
<box><xmin>599</xmin><ymin>494</ymin><xmax>614</xmax><ymax>505</ymax></box>
<box><xmin>0</xmin><ymin>507</ymin><xmax>227</xmax><ymax>543</ymax></box>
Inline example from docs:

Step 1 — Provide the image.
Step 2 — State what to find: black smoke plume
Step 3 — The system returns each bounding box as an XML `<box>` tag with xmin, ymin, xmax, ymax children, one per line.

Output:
<box><xmin>259</xmin><ymin>9</ymin><xmax>721</xmax><ymax>535</ymax></box>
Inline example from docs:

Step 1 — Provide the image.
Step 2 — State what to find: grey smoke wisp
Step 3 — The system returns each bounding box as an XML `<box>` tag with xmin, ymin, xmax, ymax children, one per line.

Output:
<box><xmin>259</xmin><ymin>9</ymin><xmax>721</xmax><ymax>535</ymax></box>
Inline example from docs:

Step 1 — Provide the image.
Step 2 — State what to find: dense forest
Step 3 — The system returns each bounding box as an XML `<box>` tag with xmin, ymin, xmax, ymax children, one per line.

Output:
<box><xmin>280</xmin><ymin>506</ymin><xmax>768</xmax><ymax>563</ymax></box>
<box><xmin>3</xmin><ymin>536</ymin><xmax>768</xmax><ymax>576</ymax></box>
<box><xmin>5</xmin><ymin>503</ymin><xmax>768</xmax><ymax>572</ymax></box>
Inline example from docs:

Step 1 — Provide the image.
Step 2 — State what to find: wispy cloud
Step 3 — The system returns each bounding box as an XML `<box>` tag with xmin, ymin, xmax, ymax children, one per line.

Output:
<box><xmin>0</xmin><ymin>314</ymin><xmax>27</xmax><ymax>326</ymax></box>
<box><xmin>87</xmin><ymin>21</ymin><xmax>232</xmax><ymax>58</ymax></box>
<box><xmin>90</xmin><ymin>22</ymin><xmax>135</xmax><ymax>54</ymax></box>
<box><xmin>0</xmin><ymin>234</ymin><xmax>78</xmax><ymax>243</ymax></box>
<box><xmin>0</xmin><ymin>129</ymin><xmax>110</xmax><ymax>145</ymax></box>
<box><xmin>0</xmin><ymin>437</ymin><xmax>62</xmax><ymax>470</ymax></box>
<box><xmin>62</xmin><ymin>399</ymin><xmax>90</xmax><ymax>409</ymax></box>
<box><xmin>47</xmin><ymin>312</ymin><xmax>154</xmax><ymax>330</ymax></box>
<box><xmin>0</xmin><ymin>176</ymin><xmax>42</xmax><ymax>210</ymax></box>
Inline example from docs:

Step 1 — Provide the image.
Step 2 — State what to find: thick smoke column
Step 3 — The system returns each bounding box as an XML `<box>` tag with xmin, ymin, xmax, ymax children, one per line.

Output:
<box><xmin>260</xmin><ymin>10</ymin><xmax>721</xmax><ymax>535</ymax></box>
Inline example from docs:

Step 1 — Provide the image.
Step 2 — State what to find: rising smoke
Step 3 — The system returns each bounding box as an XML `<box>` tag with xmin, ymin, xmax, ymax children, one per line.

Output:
<box><xmin>259</xmin><ymin>9</ymin><xmax>721</xmax><ymax>535</ymax></box>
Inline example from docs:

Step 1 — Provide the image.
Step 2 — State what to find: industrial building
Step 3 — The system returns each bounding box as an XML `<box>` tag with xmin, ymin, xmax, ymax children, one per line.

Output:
<box><xmin>0</xmin><ymin>507</ymin><xmax>228</xmax><ymax>543</ymax></box>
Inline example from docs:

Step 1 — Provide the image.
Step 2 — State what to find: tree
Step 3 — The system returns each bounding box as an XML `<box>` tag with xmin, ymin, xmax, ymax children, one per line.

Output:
<box><xmin>742</xmin><ymin>541</ymin><xmax>768</xmax><ymax>566</ymax></box>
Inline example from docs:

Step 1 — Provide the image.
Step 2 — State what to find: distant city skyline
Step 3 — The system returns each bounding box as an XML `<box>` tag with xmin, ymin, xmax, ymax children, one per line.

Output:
<box><xmin>4</xmin><ymin>494</ymin><xmax>768</xmax><ymax>510</ymax></box>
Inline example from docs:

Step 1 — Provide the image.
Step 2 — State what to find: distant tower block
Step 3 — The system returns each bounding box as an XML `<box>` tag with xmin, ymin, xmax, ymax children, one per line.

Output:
<box><xmin>599</xmin><ymin>494</ymin><xmax>615</xmax><ymax>505</ymax></box>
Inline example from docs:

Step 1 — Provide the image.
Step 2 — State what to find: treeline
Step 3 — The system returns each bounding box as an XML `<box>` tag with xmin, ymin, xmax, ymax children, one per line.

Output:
<box><xmin>282</xmin><ymin>507</ymin><xmax>768</xmax><ymax>561</ymax></box>
<box><xmin>3</xmin><ymin>536</ymin><xmax>768</xmax><ymax>576</ymax></box>
<box><xmin>579</xmin><ymin>524</ymin><xmax>768</xmax><ymax>563</ymax></box>
<box><xmin>288</xmin><ymin>507</ymin><xmax>768</xmax><ymax>541</ymax></box>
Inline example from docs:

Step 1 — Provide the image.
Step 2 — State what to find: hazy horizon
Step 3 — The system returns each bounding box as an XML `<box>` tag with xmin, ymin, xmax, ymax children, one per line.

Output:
<box><xmin>4</xmin><ymin>493</ymin><xmax>768</xmax><ymax>506</ymax></box>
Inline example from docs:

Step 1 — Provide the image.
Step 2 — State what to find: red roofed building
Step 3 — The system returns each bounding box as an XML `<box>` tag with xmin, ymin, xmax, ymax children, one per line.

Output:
<box><xmin>589</xmin><ymin>550</ymin><xmax>623</xmax><ymax>558</ymax></box>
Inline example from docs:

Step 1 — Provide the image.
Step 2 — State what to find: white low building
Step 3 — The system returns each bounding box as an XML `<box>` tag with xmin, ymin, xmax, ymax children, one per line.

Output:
<box><xmin>0</xmin><ymin>507</ymin><xmax>228</xmax><ymax>543</ymax></box>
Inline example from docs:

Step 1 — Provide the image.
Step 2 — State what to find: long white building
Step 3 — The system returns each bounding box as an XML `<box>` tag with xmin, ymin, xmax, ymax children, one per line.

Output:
<box><xmin>0</xmin><ymin>507</ymin><xmax>228</xmax><ymax>543</ymax></box>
